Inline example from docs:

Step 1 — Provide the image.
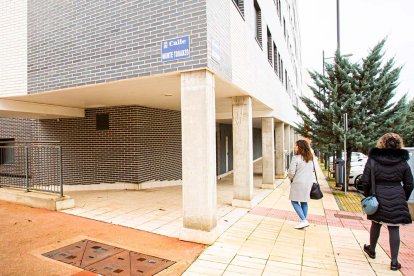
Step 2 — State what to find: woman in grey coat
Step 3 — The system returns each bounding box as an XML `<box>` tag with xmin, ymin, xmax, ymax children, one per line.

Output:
<box><xmin>288</xmin><ymin>140</ymin><xmax>314</xmax><ymax>229</ymax></box>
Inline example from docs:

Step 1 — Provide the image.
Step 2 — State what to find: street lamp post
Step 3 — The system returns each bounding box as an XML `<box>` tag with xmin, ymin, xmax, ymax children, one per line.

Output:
<box><xmin>343</xmin><ymin>113</ymin><xmax>348</xmax><ymax>193</ymax></box>
<box><xmin>322</xmin><ymin>51</ymin><xmax>352</xmax><ymax>191</ymax></box>
<box><xmin>337</xmin><ymin>0</ymin><xmax>341</xmax><ymax>53</ymax></box>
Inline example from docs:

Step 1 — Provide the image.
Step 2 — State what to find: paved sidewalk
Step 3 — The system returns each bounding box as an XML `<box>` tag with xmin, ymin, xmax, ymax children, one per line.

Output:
<box><xmin>183</xmin><ymin>163</ymin><xmax>414</xmax><ymax>276</ymax></box>
<box><xmin>1</xmin><ymin>160</ymin><xmax>413</xmax><ymax>275</ymax></box>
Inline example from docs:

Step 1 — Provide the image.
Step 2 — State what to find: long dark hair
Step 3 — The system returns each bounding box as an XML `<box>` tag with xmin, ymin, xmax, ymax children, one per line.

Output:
<box><xmin>296</xmin><ymin>140</ymin><xmax>313</xmax><ymax>162</ymax></box>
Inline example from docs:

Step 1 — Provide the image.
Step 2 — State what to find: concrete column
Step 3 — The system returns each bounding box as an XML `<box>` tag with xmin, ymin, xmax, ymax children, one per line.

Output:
<box><xmin>284</xmin><ymin>124</ymin><xmax>291</xmax><ymax>157</ymax></box>
<box><xmin>291</xmin><ymin>128</ymin><xmax>296</xmax><ymax>155</ymax></box>
<box><xmin>275</xmin><ymin>122</ymin><xmax>286</xmax><ymax>178</ymax></box>
<box><xmin>180</xmin><ymin>70</ymin><xmax>217</xmax><ymax>245</ymax></box>
<box><xmin>261</xmin><ymin>117</ymin><xmax>275</xmax><ymax>189</ymax></box>
<box><xmin>232</xmin><ymin>96</ymin><xmax>254</xmax><ymax>208</ymax></box>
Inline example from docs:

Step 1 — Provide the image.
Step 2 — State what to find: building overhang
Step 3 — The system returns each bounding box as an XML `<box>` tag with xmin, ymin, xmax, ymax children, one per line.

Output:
<box><xmin>1</xmin><ymin>69</ymin><xmax>273</xmax><ymax>120</ymax></box>
<box><xmin>0</xmin><ymin>99</ymin><xmax>84</xmax><ymax>119</ymax></box>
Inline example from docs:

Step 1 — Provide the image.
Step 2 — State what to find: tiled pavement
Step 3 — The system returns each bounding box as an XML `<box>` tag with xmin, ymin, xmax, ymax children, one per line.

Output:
<box><xmin>62</xmin><ymin>160</ymin><xmax>277</xmax><ymax>240</ymax></box>
<box><xmin>60</xmin><ymin>159</ymin><xmax>413</xmax><ymax>275</ymax></box>
<box><xmin>183</xmin><ymin>162</ymin><xmax>414</xmax><ymax>276</ymax></box>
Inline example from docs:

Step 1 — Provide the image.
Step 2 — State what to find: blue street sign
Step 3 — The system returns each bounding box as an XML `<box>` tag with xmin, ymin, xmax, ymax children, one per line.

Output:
<box><xmin>161</xmin><ymin>36</ymin><xmax>190</xmax><ymax>62</ymax></box>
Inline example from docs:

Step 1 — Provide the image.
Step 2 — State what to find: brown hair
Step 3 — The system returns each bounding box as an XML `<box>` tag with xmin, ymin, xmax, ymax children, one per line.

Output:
<box><xmin>296</xmin><ymin>140</ymin><xmax>313</xmax><ymax>162</ymax></box>
<box><xmin>376</xmin><ymin>133</ymin><xmax>404</xmax><ymax>149</ymax></box>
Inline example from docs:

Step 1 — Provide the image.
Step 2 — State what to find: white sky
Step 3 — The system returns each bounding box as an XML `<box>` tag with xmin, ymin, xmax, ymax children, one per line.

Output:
<box><xmin>297</xmin><ymin>0</ymin><xmax>414</xmax><ymax>101</ymax></box>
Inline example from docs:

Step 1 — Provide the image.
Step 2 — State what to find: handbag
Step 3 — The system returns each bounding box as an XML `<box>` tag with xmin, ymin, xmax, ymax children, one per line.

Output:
<box><xmin>310</xmin><ymin>161</ymin><xmax>323</xmax><ymax>199</ymax></box>
<box><xmin>361</xmin><ymin>159</ymin><xmax>379</xmax><ymax>215</ymax></box>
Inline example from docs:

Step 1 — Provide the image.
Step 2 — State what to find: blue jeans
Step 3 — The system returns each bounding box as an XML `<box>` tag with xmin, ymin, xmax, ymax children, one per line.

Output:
<box><xmin>291</xmin><ymin>201</ymin><xmax>308</xmax><ymax>221</ymax></box>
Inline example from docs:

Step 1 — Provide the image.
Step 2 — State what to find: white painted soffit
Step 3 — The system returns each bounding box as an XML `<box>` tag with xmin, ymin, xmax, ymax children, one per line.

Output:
<box><xmin>0</xmin><ymin>99</ymin><xmax>84</xmax><ymax>119</ymax></box>
<box><xmin>1</xmin><ymin>70</ymin><xmax>273</xmax><ymax>118</ymax></box>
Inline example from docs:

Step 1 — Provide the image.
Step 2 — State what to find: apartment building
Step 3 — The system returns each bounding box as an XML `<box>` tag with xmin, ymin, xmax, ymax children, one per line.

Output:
<box><xmin>0</xmin><ymin>0</ymin><xmax>303</xmax><ymax>244</ymax></box>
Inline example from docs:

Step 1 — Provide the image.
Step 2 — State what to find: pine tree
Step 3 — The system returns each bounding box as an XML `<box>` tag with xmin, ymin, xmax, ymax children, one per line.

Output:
<box><xmin>354</xmin><ymin>39</ymin><xmax>408</xmax><ymax>151</ymax></box>
<box><xmin>295</xmin><ymin>39</ymin><xmax>408</xmax><ymax>183</ymax></box>
<box><xmin>401</xmin><ymin>100</ymin><xmax>414</xmax><ymax>146</ymax></box>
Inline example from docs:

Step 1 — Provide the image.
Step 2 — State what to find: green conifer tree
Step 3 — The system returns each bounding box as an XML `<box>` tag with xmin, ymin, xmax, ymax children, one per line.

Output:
<box><xmin>401</xmin><ymin>100</ymin><xmax>414</xmax><ymax>146</ymax></box>
<box><xmin>295</xmin><ymin>39</ymin><xmax>408</xmax><ymax>183</ymax></box>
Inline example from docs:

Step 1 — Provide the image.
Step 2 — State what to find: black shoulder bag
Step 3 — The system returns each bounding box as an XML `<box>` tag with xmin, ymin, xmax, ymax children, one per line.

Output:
<box><xmin>361</xmin><ymin>159</ymin><xmax>379</xmax><ymax>215</ymax></box>
<box><xmin>310</xmin><ymin>160</ymin><xmax>323</xmax><ymax>200</ymax></box>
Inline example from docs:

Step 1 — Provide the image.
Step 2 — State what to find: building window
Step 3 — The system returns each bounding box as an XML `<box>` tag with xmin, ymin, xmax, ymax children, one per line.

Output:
<box><xmin>96</xmin><ymin>113</ymin><xmax>109</xmax><ymax>131</ymax></box>
<box><xmin>267</xmin><ymin>28</ymin><xmax>272</xmax><ymax>65</ymax></box>
<box><xmin>254</xmin><ymin>0</ymin><xmax>262</xmax><ymax>47</ymax></box>
<box><xmin>280</xmin><ymin>59</ymin><xmax>284</xmax><ymax>83</ymax></box>
<box><xmin>283</xmin><ymin>17</ymin><xmax>286</xmax><ymax>38</ymax></box>
<box><xmin>278</xmin><ymin>0</ymin><xmax>282</xmax><ymax>20</ymax></box>
<box><xmin>232</xmin><ymin>0</ymin><xmax>244</xmax><ymax>16</ymax></box>
<box><xmin>0</xmin><ymin>138</ymin><xmax>15</xmax><ymax>165</ymax></box>
<box><xmin>278</xmin><ymin>53</ymin><xmax>281</xmax><ymax>76</ymax></box>
<box><xmin>285</xmin><ymin>70</ymin><xmax>288</xmax><ymax>90</ymax></box>
<box><xmin>273</xmin><ymin>43</ymin><xmax>278</xmax><ymax>75</ymax></box>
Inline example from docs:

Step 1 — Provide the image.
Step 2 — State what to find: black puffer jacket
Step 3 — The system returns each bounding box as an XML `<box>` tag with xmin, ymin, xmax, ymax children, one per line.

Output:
<box><xmin>361</xmin><ymin>148</ymin><xmax>413</xmax><ymax>224</ymax></box>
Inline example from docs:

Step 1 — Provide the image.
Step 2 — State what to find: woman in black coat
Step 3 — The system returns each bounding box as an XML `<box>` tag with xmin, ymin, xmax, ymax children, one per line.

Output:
<box><xmin>361</xmin><ymin>133</ymin><xmax>413</xmax><ymax>271</ymax></box>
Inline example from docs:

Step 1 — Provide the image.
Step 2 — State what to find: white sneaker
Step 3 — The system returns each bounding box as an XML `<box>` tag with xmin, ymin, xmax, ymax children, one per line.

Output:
<box><xmin>294</xmin><ymin>220</ymin><xmax>310</xmax><ymax>229</ymax></box>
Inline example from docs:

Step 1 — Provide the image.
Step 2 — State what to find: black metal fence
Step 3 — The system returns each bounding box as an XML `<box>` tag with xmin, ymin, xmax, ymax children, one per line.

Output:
<box><xmin>0</xmin><ymin>141</ymin><xmax>63</xmax><ymax>196</ymax></box>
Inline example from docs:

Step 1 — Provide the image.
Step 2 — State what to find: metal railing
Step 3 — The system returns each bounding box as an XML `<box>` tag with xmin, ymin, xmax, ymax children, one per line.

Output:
<box><xmin>0</xmin><ymin>141</ymin><xmax>63</xmax><ymax>196</ymax></box>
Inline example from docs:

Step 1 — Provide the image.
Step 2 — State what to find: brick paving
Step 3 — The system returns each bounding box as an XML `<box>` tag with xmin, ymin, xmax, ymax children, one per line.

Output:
<box><xmin>250</xmin><ymin>206</ymin><xmax>414</xmax><ymax>275</ymax></box>
<box><xmin>320</xmin><ymin>162</ymin><xmax>365</xmax><ymax>213</ymax></box>
<box><xmin>185</xmin><ymin>160</ymin><xmax>413</xmax><ymax>275</ymax></box>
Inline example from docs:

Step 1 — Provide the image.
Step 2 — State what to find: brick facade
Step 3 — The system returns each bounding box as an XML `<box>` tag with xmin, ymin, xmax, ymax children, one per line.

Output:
<box><xmin>1</xmin><ymin>110</ymin><xmax>265</xmax><ymax>186</ymax></box>
<box><xmin>28</xmin><ymin>0</ymin><xmax>208</xmax><ymax>93</ymax></box>
<box><xmin>1</xmin><ymin>106</ymin><xmax>182</xmax><ymax>186</ymax></box>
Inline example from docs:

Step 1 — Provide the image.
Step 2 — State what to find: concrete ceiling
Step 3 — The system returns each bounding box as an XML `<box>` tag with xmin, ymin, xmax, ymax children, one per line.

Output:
<box><xmin>2</xmin><ymin>70</ymin><xmax>273</xmax><ymax>119</ymax></box>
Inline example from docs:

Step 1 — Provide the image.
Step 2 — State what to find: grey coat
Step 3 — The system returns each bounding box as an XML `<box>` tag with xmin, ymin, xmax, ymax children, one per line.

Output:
<box><xmin>288</xmin><ymin>155</ymin><xmax>314</xmax><ymax>202</ymax></box>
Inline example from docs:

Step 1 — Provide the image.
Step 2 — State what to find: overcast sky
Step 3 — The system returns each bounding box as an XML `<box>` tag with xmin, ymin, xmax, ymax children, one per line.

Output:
<box><xmin>297</xmin><ymin>0</ymin><xmax>414</xmax><ymax>101</ymax></box>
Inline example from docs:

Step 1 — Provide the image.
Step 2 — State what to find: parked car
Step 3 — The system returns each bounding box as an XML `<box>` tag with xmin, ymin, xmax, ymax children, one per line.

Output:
<box><xmin>327</xmin><ymin>152</ymin><xmax>367</xmax><ymax>190</ymax></box>
<box><xmin>353</xmin><ymin>148</ymin><xmax>414</xmax><ymax>194</ymax></box>
<box><xmin>349</xmin><ymin>164</ymin><xmax>365</xmax><ymax>190</ymax></box>
<box><xmin>329</xmin><ymin>152</ymin><xmax>368</xmax><ymax>170</ymax></box>
<box><xmin>351</xmin><ymin>152</ymin><xmax>368</xmax><ymax>166</ymax></box>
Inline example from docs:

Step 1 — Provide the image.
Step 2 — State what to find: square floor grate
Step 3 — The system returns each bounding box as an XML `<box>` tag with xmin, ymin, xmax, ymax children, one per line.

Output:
<box><xmin>42</xmin><ymin>239</ymin><xmax>175</xmax><ymax>276</ymax></box>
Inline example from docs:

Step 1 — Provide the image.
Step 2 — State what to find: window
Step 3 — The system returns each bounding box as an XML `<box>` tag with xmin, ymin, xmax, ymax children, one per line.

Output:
<box><xmin>280</xmin><ymin>59</ymin><xmax>284</xmax><ymax>83</ymax></box>
<box><xmin>277</xmin><ymin>0</ymin><xmax>282</xmax><ymax>21</ymax></box>
<box><xmin>232</xmin><ymin>0</ymin><xmax>244</xmax><ymax>16</ymax></box>
<box><xmin>254</xmin><ymin>0</ymin><xmax>262</xmax><ymax>47</ymax></box>
<box><xmin>267</xmin><ymin>28</ymin><xmax>272</xmax><ymax>65</ymax></box>
<box><xmin>96</xmin><ymin>113</ymin><xmax>109</xmax><ymax>130</ymax></box>
<box><xmin>278</xmin><ymin>53</ymin><xmax>282</xmax><ymax>79</ymax></box>
<box><xmin>273</xmin><ymin>43</ymin><xmax>278</xmax><ymax>75</ymax></box>
<box><xmin>0</xmin><ymin>138</ymin><xmax>15</xmax><ymax>165</ymax></box>
<box><xmin>285</xmin><ymin>70</ymin><xmax>288</xmax><ymax>90</ymax></box>
<box><xmin>283</xmin><ymin>17</ymin><xmax>286</xmax><ymax>38</ymax></box>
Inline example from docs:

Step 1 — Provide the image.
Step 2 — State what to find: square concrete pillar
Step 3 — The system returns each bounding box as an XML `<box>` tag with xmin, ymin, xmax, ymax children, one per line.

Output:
<box><xmin>284</xmin><ymin>124</ymin><xmax>291</xmax><ymax>158</ymax></box>
<box><xmin>291</xmin><ymin>128</ymin><xmax>296</xmax><ymax>155</ymax></box>
<box><xmin>275</xmin><ymin>122</ymin><xmax>286</xmax><ymax>178</ymax></box>
<box><xmin>261</xmin><ymin>117</ymin><xmax>275</xmax><ymax>189</ymax></box>
<box><xmin>232</xmin><ymin>96</ymin><xmax>254</xmax><ymax>208</ymax></box>
<box><xmin>179</xmin><ymin>70</ymin><xmax>217</xmax><ymax>245</ymax></box>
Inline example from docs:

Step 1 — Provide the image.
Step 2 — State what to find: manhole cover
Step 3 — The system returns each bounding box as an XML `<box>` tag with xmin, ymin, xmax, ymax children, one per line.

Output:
<box><xmin>334</xmin><ymin>214</ymin><xmax>363</xmax><ymax>220</ymax></box>
<box><xmin>42</xmin><ymin>240</ymin><xmax>175</xmax><ymax>276</ymax></box>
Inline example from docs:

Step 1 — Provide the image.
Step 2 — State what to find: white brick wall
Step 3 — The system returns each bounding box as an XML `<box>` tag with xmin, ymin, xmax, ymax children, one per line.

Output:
<box><xmin>0</xmin><ymin>0</ymin><xmax>28</xmax><ymax>97</ymax></box>
<box><xmin>207</xmin><ymin>0</ymin><xmax>232</xmax><ymax>80</ymax></box>
<box><xmin>229</xmin><ymin>0</ymin><xmax>301</xmax><ymax>124</ymax></box>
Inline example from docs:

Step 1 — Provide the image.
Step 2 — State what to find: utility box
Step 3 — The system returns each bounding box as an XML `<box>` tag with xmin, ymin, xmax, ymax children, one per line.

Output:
<box><xmin>335</xmin><ymin>159</ymin><xmax>345</xmax><ymax>186</ymax></box>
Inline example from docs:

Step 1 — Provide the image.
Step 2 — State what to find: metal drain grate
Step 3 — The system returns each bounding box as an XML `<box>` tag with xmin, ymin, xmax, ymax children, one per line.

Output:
<box><xmin>334</xmin><ymin>214</ymin><xmax>363</xmax><ymax>220</ymax></box>
<box><xmin>42</xmin><ymin>239</ymin><xmax>175</xmax><ymax>276</ymax></box>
